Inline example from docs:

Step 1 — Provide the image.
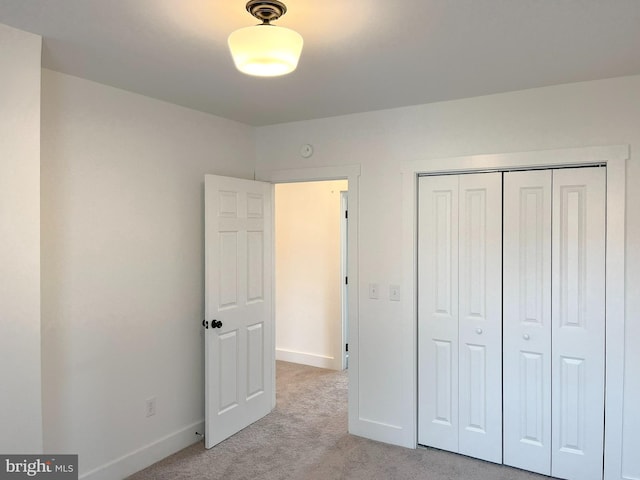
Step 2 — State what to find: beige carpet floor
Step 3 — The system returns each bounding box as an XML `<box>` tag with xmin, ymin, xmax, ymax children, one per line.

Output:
<box><xmin>128</xmin><ymin>361</ymin><xmax>559</xmax><ymax>480</ymax></box>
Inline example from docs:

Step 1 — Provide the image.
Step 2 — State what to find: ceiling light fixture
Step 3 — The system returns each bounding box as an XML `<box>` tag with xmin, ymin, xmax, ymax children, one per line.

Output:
<box><xmin>228</xmin><ymin>0</ymin><xmax>303</xmax><ymax>77</ymax></box>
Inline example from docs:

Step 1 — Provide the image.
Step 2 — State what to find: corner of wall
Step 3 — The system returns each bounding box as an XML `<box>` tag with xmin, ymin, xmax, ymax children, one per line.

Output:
<box><xmin>0</xmin><ymin>21</ymin><xmax>43</xmax><ymax>454</ymax></box>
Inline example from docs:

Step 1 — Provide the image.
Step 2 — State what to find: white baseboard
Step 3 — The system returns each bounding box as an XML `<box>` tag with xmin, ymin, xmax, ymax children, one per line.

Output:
<box><xmin>79</xmin><ymin>420</ymin><xmax>204</xmax><ymax>480</ymax></box>
<box><xmin>349</xmin><ymin>417</ymin><xmax>409</xmax><ymax>448</ymax></box>
<box><xmin>276</xmin><ymin>348</ymin><xmax>339</xmax><ymax>370</ymax></box>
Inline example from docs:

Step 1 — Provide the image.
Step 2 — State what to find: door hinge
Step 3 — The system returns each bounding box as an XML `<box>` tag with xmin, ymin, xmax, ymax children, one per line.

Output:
<box><xmin>345</xmin><ymin>210</ymin><xmax>348</xmax><ymax>219</ymax></box>
<box><xmin>345</xmin><ymin>276</ymin><xmax>348</xmax><ymax>285</ymax></box>
<box><xmin>346</xmin><ymin>343</ymin><xmax>349</xmax><ymax>352</ymax></box>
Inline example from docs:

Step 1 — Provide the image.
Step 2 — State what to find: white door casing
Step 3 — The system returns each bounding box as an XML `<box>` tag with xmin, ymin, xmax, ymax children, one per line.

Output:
<box><xmin>204</xmin><ymin>175</ymin><xmax>273</xmax><ymax>449</ymax></box>
<box><xmin>503</xmin><ymin>170</ymin><xmax>553</xmax><ymax>475</ymax></box>
<box><xmin>341</xmin><ymin>190</ymin><xmax>349</xmax><ymax>370</ymax></box>
<box><xmin>551</xmin><ymin>167</ymin><xmax>606</xmax><ymax>480</ymax></box>
<box><xmin>405</xmin><ymin>145</ymin><xmax>627</xmax><ymax>478</ymax></box>
<box><xmin>258</xmin><ymin>165</ymin><xmax>368</xmax><ymax>442</ymax></box>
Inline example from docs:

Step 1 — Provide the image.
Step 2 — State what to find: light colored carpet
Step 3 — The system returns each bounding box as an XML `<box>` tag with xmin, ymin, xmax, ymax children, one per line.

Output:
<box><xmin>128</xmin><ymin>361</ymin><xmax>558</xmax><ymax>480</ymax></box>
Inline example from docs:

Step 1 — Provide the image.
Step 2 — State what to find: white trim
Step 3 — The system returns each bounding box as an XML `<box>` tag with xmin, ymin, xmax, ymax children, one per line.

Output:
<box><xmin>256</xmin><ymin>165</ymin><xmax>362</xmax><ymax>441</ymax></box>
<box><xmin>400</xmin><ymin>169</ymin><xmax>419</xmax><ymax>448</ymax></box>
<box><xmin>79</xmin><ymin>420</ymin><xmax>204</xmax><ymax>480</ymax></box>
<box><xmin>276</xmin><ymin>348</ymin><xmax>338</xmax><ymax>370</ymax></box>
<box><xmin>340</xmin><ymin>190</ymin><xmax>349</xmax><ymax>371</ymax></box>
<box><xmin>603</xmin><ymin>156</ymin><xmax>628</xmax><ymax>480</ymax></box>
<box><xmin>402</xmin><ymin>145</ymin><xmax>628</xmax><ymax>477</ymax></box>
<box><xmin>401</xmin><ymin>144</ymin><xmax>629</xmax><ymax>175</ymax></box>
<box><xmin>356</xmin><ymin>418</ymin><xmax>406</xmax><ymax>446</ymax></box>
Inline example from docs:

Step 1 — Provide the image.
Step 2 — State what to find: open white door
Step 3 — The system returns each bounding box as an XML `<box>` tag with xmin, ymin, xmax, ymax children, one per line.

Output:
<box><xmin>204</xmin><ymin>174</ymin><xmax>273</xmax><ymax>449</ymax></box>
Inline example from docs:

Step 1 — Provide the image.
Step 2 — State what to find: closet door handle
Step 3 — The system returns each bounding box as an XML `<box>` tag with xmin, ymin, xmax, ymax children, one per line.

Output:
<box><xmin>475</xmin><ymin>328</ymin><xmax>483</xmax><ymax>335</ymax></box>
<box><xmin>523</xmin><ymin>333</ymin><xmax>530</xmax><ymax>340</ymax></box>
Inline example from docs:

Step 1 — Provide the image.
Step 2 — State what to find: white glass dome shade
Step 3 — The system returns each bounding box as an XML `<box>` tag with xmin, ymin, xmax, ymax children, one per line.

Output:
<box><xmin>228</xmin><ymin>24</ymin><xmax>303</xmax><ymax>77</ymax></box>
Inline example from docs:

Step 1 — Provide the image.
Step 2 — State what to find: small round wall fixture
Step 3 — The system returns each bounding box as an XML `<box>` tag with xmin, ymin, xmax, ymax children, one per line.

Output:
<box><xmin>228</xmin><ymin>0</ymin><xmax>303</xmax><ymax>77</ymax></box>
<box><xmin>300</xmin><ymin>144</ymin><xmax>313</xmax><ymax>158</ymax></box>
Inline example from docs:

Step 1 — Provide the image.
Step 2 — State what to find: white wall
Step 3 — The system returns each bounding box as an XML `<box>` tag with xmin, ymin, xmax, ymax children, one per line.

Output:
<box><xmin>0</xmin><ymin>23</ymin><xmax>43</xmax><ymax>454</ymax></box>
<box><xmin>275</xmin><ymin>180</ymin><xmax>347</xmax><ymax>370</ymax></box>
<box><xmin>255</xmin><ymin>75</ymin><xmax>640</xmax><ymax>476</ymax></box>
<box><xmin>6</xmin><ymin>28</ymin><xmax>638</xmax><ymax>478</ymax></box>
<box><xmin>40</xmin><ymin>70</ymin><xmax>255</xmax><ymax>478</ymax></box>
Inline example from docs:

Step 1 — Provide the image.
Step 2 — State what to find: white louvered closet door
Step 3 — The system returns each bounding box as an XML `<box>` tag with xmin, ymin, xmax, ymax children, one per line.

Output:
<box><xmin>418</xmin><ymin>172</ymin><xmax>503</xmax><ymax>464</ymax></box>
<box><xmin>503</xmin><ymin>170</ymin><xmax>553</xmax><ymax>475</ymax></box>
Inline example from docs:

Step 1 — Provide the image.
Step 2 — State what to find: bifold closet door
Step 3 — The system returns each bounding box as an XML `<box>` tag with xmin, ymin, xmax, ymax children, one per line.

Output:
<box><xmin>551</xmin><ymin>167</ymin><xmax>605</xmax><ymax>480</ymax></box>
<box><xmin>418</xmin><ymin>172</ymin><xmax>502</xmax><ymax>464</ymax></box>
<box><xmin>503</xmin><ymin>170</ymin><xmax>553</xmax><ymax>476</ymax></box>
<box><xmin>418</xmin><ymin>175</ymin><xmax>459</xmax><ymax>453</ymax></box>
<box><xmin>457</xmin><ymin>173</ymin><xmax>503</xmax><ymax>463</ymax></box>
<box><xmin>503</xmin><ymin>167</ymin><xmax>606</xmax><ymax>480</ymax></box>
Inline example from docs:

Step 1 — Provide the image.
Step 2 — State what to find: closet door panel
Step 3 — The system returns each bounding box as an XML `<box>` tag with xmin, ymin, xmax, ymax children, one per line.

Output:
<box><xmin>551</xmin><ymin>167</ymin><xmax>605</xmax><ymax>480</ymax></box>
<box><xmin>503</xmin><ymin>170</ymin><xmax>552</xmax><ymax>475</ymax></box>
<box><xmin>418</xmin><ymin>175</ymin><xmax>459</xmax><ymax>451</ymax></box>
<box><xmin>458</xmin><ymin>172</ymin><xmax>503</xmax><ymax>464</ymax></box>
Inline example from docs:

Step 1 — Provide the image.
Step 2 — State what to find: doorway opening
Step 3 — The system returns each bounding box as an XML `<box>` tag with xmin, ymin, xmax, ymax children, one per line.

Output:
<box><xmin>274</xmin><ymin>180</ymin><xmax>349</xmax><ymax>371</ymax></box>
<box><xmin>259</xmin><ymin>163</ymin><xmax>360</xmax><ymax>436</ymax></box>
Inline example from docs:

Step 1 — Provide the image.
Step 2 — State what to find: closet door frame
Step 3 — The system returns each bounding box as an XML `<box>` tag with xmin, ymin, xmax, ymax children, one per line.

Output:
<box><xmin>401</xmin><ymin>145</ymin><xmax>628</xmax><ymax>480</ymax></box>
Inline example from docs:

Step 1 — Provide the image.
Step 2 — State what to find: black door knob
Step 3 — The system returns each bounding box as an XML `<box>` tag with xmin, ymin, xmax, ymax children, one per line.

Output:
<box><xmin>203</xmin><ymin>319</ymin><xmax>222</xmax><ymax>329</ymax></box>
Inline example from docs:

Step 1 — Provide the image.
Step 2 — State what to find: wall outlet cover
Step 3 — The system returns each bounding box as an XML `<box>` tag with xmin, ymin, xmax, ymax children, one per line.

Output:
<box><xmin>145</xmin><ymin>397</ymin><xmax>157</xmax><ymax>417</ymax></box>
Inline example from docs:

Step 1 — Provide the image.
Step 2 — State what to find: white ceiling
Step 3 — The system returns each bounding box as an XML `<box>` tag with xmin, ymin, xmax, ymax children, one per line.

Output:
<box><xmin>1</xmin><ymin>0</ymin><xmax>639</xmax><ymax>126</ymax></box>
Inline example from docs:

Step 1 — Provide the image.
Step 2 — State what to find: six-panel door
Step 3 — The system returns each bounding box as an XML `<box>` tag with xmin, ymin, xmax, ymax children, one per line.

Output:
<box><xmin>204</xmin><ymin>175</ymin><xmax>273</xmax><ymax>449</ymax></box>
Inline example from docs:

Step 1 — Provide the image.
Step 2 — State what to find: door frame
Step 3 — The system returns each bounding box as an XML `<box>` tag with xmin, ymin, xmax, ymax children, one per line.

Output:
<box><xmin>400</xmin><ymin>145</ymin><xmax>628</xmax><ymax>477</ymax></box>
<box><xmin>340</xmin><ymin>190</ymin><xmax>349</xmax><ymax>370</ymax></box>
<box><xmin>257</xmin><ymin>165</ymin><xmax>360</xmax><ymax>432</ymax></box>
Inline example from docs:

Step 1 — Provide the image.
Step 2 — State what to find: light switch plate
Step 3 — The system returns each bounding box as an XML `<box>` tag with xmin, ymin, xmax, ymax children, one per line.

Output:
<box><xmin>369</xmin><ymin>283</ymin><xmax>379</xmax><ymax>299</ymax></box>
<box><xmin>389</xmin><ymin>284</ymin><xmax>401</xmax><ymax>301</ymax></box>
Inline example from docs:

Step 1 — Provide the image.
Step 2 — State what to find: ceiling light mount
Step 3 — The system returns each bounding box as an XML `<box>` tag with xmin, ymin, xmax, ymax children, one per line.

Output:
<box><xmin>246</xmin><ymin>0</ymin><xmax>287</xmax><ymax>25</ymax></box>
